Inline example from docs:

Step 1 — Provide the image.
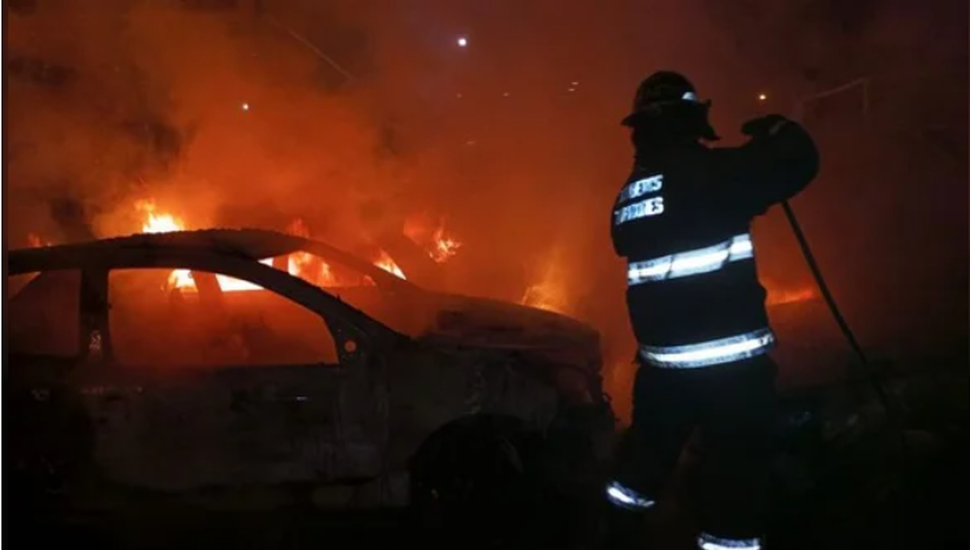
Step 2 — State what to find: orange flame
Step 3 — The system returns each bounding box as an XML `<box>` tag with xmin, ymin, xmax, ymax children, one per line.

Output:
<box><xmin>137</xmin><ymin>199</ymin><xmax>185</xmax><ymax>234</ymax></box>
<box><xmin>135</xmin><ymin>205</ymin><xmax>401</xmax><ymax>291</ymax></box>
<box><xmin>521</xmin><ymin>249</ymin><xmax>570</xmax><ymax>315</ymax></box>
<box><xmin>430</xmin><ymin>225</ymin><xmax>462</xmax><ymax>263</ymax></box>
<box><xmin>285</xmin><ymin>217</ymin><xmax>311</xmax><ymax>238</ymax></box>
<box><xmin>521</xmin><ymin>283</ymin><xmax>569</xmax><ymax>314</ymax></box>
<box><xmin>404</xmin><ymin>214</ymin><xmax>462</xmax><ymax>263</ymax></box>
<box><xmin>520</xmin><ymin>243</ymin><xmax>574</xmax><ymax>315</ymax></box>
<box><xmin>375</xmin><ymin>250</ymin><xmax>407</xmax><ymax>279</ymax></box>
<box><xmin>27</xmin><ymin>233</ymin><xmax>52</xmax><ymax>248</ymax></box>
<box><xmin>136</xmin><ymin>200</ymin><xmax>199</xmax><ymax>291</ymax></box>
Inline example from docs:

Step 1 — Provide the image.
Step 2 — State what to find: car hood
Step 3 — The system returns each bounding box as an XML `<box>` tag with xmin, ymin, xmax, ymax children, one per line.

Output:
<box><xmin>415</xmin><ymin>292</ymin><xmax>602</xmax><ymax>372</ymax></box>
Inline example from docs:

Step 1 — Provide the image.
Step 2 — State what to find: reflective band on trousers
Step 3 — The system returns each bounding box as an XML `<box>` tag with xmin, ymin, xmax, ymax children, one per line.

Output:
<box><xmin>627</xmin><ymin>233</ymin><xmax>754</xmax><ymax>286</ymax></box>
<box><xmin>697</xmin><ymin>533</ymin><xmax>762</xmax><ymax>550</ymax></box>
<box><xmin>605</xmin><ymin>481</ymin><xmax>655</xmax><ymax>511</ymax></box>
<box><xmin>639</xmin><ymin>328</ymin><xmax>775</xmax><ymax>369</ymax></box>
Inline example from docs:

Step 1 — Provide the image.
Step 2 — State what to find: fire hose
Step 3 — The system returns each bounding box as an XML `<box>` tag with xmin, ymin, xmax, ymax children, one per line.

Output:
<box><xmin>779</xmin><ymin>199</ymin><xmax>903</xmax><ymax>433</ymax></box>
<box><xmin>783</xmin><ymin>81</ymin><xmax>907</xmax><ymax>443</ymax></box>
<box><xmin>777</xmin><ymin>95</ymin><xmax>907</xmax><ymax>460</ymax></box>
<box><xmin>780</xmin><ymin>198</ymin><xmax>913</xmax><ymax>550</ymax></box>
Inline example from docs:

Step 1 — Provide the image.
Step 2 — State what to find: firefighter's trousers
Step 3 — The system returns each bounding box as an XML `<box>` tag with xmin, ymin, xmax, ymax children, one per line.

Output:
<box><xmin>608</xmin><ymin>355</ymin><xmax>777</xmax><ymax>548</ymax></box>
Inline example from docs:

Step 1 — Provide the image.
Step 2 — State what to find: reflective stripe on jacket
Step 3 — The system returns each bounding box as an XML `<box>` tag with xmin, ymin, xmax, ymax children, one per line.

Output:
<box><xmin>612</xmin><ymin>120</ymin><xmax>818</xmax><ymax>364</ymax></box>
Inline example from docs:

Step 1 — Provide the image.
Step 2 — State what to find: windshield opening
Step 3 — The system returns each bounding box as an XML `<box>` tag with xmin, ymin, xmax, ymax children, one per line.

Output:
<box><xmin>156</xmin><ymin>249</ymin><xmax>434</xmax><ymax>337</ymax></box>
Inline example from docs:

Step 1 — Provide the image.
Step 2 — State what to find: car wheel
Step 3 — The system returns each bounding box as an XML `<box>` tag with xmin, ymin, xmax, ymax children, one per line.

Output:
<box><xmin>408</xmin><ymin>415</ymin><xmax>545</xmax><ymax>548</ymax></box>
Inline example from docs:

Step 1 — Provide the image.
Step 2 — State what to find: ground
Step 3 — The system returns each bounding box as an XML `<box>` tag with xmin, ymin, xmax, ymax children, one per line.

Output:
<box><xmin>11</xmin><ymin>366</ymin><xmax>967</xmax><ymax>550</ymax></box>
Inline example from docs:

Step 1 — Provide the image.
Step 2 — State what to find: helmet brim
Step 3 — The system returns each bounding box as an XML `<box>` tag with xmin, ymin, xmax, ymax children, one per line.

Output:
<box><xmin>620</xmin><ymin>107</ymin><xmax>720</xmax><ymax>141</ymax></box>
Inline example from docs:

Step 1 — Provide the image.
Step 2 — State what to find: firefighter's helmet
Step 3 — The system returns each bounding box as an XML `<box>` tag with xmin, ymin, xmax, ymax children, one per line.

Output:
<box><xmin>621</xmin><ymin>71</ymin><xmax>716</xmax><ymax>140</ymax></box>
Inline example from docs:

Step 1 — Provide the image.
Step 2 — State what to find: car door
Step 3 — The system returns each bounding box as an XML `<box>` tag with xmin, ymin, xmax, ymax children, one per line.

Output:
<box><xmin>96</xmin><ymin>264</ymin><xmax>386</xmax><ymax>496</ymax></box>
<box><xmin>7</xmin><ymin>269</ymin><xmax>95</xmax><ymax>489</ymax></box>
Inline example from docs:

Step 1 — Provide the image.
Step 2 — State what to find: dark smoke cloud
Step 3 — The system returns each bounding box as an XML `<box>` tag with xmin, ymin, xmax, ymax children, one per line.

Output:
<box><xmin>6</xmin><ymin>0</ymin><xmax>966</xmax><ymax>421</ymax></box>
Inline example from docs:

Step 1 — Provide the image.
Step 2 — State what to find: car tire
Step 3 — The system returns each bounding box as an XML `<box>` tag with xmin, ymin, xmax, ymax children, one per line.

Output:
<box><xmin>408</xmin><ymin>414</ymin><xmax>545</xmax><ymax>548</ymax></box>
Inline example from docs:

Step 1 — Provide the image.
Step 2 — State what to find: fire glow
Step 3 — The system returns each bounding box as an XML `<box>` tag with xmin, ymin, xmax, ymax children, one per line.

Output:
<box><xmin>404</xmin><ymin>214</ymin><xmax>463</xmax><ymax>263</ymax></box>
<box><xmin>375</xmin><ymin>250</ymin><xmax>407</xmax><ymax>279</ymax></box>
<box><xmin>430</xmin><ymin>225</ymin><xmax>462</xmax><ymax>263</ymax></box>
<box><xmin>135</xmin><ymin>200</ymin><xmax>407</xmax><ymax>293</ymax></box>
<box><xmin>27</xmin><ymin>233</ymin><xmax>52</xmax><ymax>248</ymax></box>
<box><xmin>767</xmin><ymin>287</ymin><xmax>817</xmax><ymax>306</ymax></box>
<box><xmin>137</xmin><ymin>199</ymin><xmax>184</xmax><ymax>234</ymax></box>
<box><xmin>521</xmin><ymin>249</ymin><xmax>571</xmax><ymax>315</ymax></box>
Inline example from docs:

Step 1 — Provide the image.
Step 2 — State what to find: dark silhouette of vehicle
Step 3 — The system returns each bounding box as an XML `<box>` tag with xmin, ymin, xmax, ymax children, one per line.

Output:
<box><xmin>7</xmin><ymin>229</ymin><xmax>613</xmax><ymax>519</ymax></box>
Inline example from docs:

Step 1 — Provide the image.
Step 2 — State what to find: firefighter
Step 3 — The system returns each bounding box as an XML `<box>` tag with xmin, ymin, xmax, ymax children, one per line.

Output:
<box><xmin>601</xmin><ymin>71</ymin><xmax>819</xmax><ymax>549</ymax></box>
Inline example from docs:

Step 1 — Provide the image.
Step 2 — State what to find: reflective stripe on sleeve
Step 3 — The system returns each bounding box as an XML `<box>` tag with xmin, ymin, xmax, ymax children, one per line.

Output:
<box><xmin>628</xmin><ymin>233</ymin><xmax>753</xmax><ymax>286</ymax></box>
<box><xmin>605</xmin><ymin>480</ymin><xmax>655</xmax><ymax>511</ymax></box>
<box><xmin>697</xmin><ymin>533</ymin><xmax>762</xmax><ymax>550</ymax></box>
<box><xmin>639</xmin><ymin>328</ymin><xmax>775</xmax><ymax>369</ymax></box>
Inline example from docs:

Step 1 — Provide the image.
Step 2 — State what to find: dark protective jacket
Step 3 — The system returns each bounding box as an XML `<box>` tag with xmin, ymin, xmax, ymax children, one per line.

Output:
<box><xmin>611</xmin><ymin>119</ymin><xmax>819</xmax><ymax>367</ymax></box>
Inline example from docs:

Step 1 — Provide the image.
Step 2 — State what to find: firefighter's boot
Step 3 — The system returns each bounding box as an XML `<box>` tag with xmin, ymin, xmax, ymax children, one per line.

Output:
<box><xmin>594</xmin><ymin>504</ymin><xmax>647</xmax><ymax>550</ymax></box>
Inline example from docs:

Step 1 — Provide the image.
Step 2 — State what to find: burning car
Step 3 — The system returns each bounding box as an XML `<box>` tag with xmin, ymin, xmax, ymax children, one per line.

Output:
<box><xmin>7</xmin><ymin>228</ymin><xmax>612</xmax><ymax>516</ymax></box>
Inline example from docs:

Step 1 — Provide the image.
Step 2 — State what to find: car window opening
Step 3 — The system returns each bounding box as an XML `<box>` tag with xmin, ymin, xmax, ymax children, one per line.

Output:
<box><xmin>8</xmin><ymin>270</ymin><xmax>82</xmax><ymax>358</ymax></box>
<box><xmin>109</xmin><ymin>268</ymin><xmax>340</xmax><ymax>369</ymax></box>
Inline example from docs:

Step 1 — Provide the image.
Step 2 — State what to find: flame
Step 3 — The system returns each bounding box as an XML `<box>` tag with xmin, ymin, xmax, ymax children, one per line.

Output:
<box><xmin>137</xmin><ymin>199</ymin><xmax>185</xmax><ymax>234</ymax></box>
<box><xmin>521</xmin><ymin>255</ymin><xmax>570</xmax><ymax>315</ymax></box>
<box><xmin>168</xmin><ymin>269</ymin><xmax>196</xmax><ymax>290</ymax></box>
<box><xmin>521</xmin><ymin>283</ymin><xmax>569</xmax><ymax>315</ymax></box>
<box><xmin>430</xmin><ymin>225</ymin><xmax>462</xmax><ymax>263</ymax></box>
<box><xmin>27</xmin><ymin>233</ymin><xmax>52</xmax><ymax>247</ymax></box>
<box><xmin>404</xmin><ymin>214</ymin><xmax>462</xmax><ymax>263</ymax></box>
<box><xmin>375</xmin><ymin>250</ymin><xmax>407</xmax><ymax>279</ymax></box>
<box><xmin>136</xmin><ymin>200</ymin><xmax>264</xmax><ymax>292</ymax></box>
<box><xmin>285</xmin><ymin>217</ymin><xmax>311</xmax><ymax>238</ymax></box>
<box><xmin>521</xmin><ymin>245</ymin><xmax>572</xmax><ymax>314</ymax></box>
<box><xmin>134</xmin><ymin>205</ymin><xmax>404</xmax><ymax>291</ymax></box>
<box><xmin>163</xmin><ymin>254</ymin><xmax>330</xmax><ymax>294</ymax></box>
<box><xmin>136</xmin><ymin>200</ymin><xmax>200</xmax><ymax>291</ymax></box>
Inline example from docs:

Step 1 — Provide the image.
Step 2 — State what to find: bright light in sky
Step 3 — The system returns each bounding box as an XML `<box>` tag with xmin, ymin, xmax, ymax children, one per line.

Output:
<box><xmin>457</xmin><ymin>36</ymin><xmax>468</xmax><ymax>47</ymax></box>
<box><xmin>758</xmin><ymin>93</ymin><xmax>767</xmax><ymax>102</ymax></box>
<box><xmin>241</xmin><ymin>102</ymin><xmax>251</xmax><ymax>111</ymax></box>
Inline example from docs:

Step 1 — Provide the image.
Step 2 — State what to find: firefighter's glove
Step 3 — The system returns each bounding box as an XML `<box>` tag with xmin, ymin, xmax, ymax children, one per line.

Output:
<box><xmin>741</xmin><ymin>114</ymin><xmax>792</xmax><ymax>139</ymax></box>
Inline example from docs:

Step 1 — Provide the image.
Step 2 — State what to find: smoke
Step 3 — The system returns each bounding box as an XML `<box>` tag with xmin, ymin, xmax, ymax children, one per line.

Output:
<box><xmin>7</xmin><ymin>1</ymin><xmax>395</xmax><ymax>245</ymax></box>
<box><xmin>7</xmin><ymin>0</ymin><xmax>966</xmax><ymax>422</ymax></box>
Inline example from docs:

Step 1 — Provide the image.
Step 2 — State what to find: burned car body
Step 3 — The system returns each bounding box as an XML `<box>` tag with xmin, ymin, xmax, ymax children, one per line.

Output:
<box><xmin>7</xmin><ymin>229</ymin><xmax>611</xmax><ymax>511</ymax></box>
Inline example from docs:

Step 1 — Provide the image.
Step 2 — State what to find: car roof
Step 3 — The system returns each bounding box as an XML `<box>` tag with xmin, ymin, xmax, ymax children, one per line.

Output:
<box><xmin>7</xmin><ymin>228</ymin><xmax>407</xmax><ymax>288</ymax></box>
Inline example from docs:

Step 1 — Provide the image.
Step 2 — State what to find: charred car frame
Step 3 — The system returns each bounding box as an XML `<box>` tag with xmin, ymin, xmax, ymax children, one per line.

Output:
<box><xmin>8</xmin><ymin>229</ymin><xmax>613</xmax><ymax>519</ymax></box>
